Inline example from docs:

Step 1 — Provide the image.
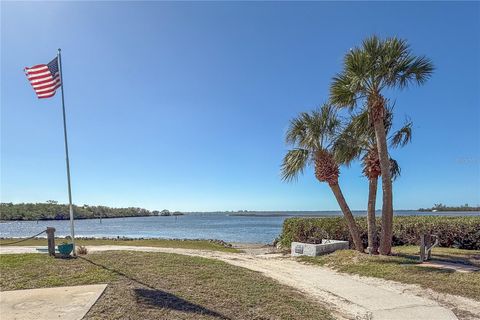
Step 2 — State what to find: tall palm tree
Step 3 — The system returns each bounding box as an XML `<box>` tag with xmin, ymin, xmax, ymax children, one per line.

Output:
<box><xmin>330</xmin><ymin>36</ymin><xmax>434</xmax><ymax>254</ymax></box>
<box><xmin>334</xmin><ymin>107</ymin><xmax>412</xmax><ymax>254</ymax></box>
<box><xmin>281</xmin><ymin>104</ymin><xmax>364</xmax><ymax>252</ymax></box>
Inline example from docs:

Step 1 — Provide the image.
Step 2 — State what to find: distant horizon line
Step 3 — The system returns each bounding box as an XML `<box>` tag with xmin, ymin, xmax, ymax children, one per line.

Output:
<box><xmin>2</xmin><ymin>201</ymin><xmax>479</xmax><ymax>213</ymax></box>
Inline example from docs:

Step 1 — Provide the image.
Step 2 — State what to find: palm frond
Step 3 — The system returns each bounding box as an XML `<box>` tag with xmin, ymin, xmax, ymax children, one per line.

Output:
<box><xmin>389</xmin><ymin>158</ymin><xmax>401</xmax><ymax>180</ymax></box>
<box><xmin>379</xmin><ymin>37</ymin><xmax>435</xmax><ymax>89</ymax></box>
<box><xmin>286</xmin><ymin>104</ymin><xmax>341</xmax><ymax>151</ymax></box>
<box><xmin>318</xmin><ymin>104</ymin><xmax>341</xmax><ymax>143</ymax></box>
<box><xmin>332</xmin><ymin>36</ymin><xmax>434</xmax><ymax>97</ymax></box>
<box><xmin>390</xmin><ymin>120</ymin><xmax>413</xmax><ymax>148</ymax></box>
<box><xmin>281</xmin><ymin>148</ymin><xmax>311</xmax><ymax>182</ymax></box>
<box><xmin>330</xmin><ymin>73</ymin><xmax>358</xmax><ymax>108</ymax></box>
<box><xmin>350</xmin><ymin>109</ymin><xmax>372</xmax><ymax>136</ymax></box>
<box><xmin>285</xmin><ymin>113</ymin><xmax>308</xmax><ymax>145</ymax></box>
<box><xmin>396</xmin><ymin>55</ymin><xmax>435</xmax><ymax>88</ymax></box>
<box><xmin>333</xmin><ymin>131</ymin><xmax>364</xmax><ymax>166</ymax></box>
<box><xmin>346</xmin><ymin>48</ymin><xmax>372</xmax><ymax>90</ymax></box>
<box><xmin>282</xmin><ymin>105</ymin><xmax>343</xmax><ymax>182</ymax></box>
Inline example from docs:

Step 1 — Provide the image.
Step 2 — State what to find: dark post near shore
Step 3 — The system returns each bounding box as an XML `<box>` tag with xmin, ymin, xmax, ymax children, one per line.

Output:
<box><xmin>46</xmin><ymin>227</ymin><xmax>56</xmax><ymax>256</ymax></box>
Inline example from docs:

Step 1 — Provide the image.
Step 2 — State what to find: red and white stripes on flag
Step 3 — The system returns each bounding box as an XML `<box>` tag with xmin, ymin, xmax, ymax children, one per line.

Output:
<box><xmin>24</xmin><ymin>57</ymin><xmax>61</xmax><ymax>99</ymax></box>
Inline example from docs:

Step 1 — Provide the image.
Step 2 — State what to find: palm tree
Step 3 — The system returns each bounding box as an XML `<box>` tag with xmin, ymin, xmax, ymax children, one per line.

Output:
<box><xmin>281</xmin><ymin>104</ymin><xmax>364</xmax><ymax>252</ymax></box>
<box><xmin>330</xmin><ymin>36</ymin><xmax>434</xmax><ymax>254</ymax></box>
<box><xmin>334</xmin><ymin>107</ymin><xmax>412</xmax><ymax>254</ymax></box>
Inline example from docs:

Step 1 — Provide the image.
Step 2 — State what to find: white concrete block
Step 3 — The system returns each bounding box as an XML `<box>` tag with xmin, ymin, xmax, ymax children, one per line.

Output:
<box><xmin>291</xmin><ymin>239</ymin><xmax>349</xmax><ymax>256</ymax></box>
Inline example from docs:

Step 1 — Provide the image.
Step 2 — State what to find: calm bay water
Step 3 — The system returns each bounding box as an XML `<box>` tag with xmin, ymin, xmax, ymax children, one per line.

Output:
<box><xmin>1</xmin><ymin>211</ymin><xmax>478</xmax><ymax>244</ymax></box>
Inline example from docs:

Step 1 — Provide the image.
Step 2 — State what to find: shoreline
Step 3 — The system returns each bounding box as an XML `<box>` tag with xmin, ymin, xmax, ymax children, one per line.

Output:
<box><xmin>0</xmin><ymin>214</ymin><xmax>178</xmax><ymax>222</ymax></box>
<box><xmin>2</xmin><ymin>209</ymin><xmax>479</xmax><ymax>222</ymax></box>
<box><xmin>0</xmin><ymin>236</ymin><xmax>269</xmax><ymax>246</ymax></box>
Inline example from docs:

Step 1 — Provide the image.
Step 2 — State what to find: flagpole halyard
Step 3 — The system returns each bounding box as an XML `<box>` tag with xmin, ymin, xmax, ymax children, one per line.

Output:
<box><xmin>57</xmin><ymin>48</ymin><xmax>76</xmax><ymax>256</ymax></box>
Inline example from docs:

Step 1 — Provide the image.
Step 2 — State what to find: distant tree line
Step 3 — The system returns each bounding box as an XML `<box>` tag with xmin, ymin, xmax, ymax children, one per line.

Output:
<box><xmin>155</xmin><ymin>209</ymin><xmax>184</xmax><ymax>216</ymax></box>
<box><xmin>0</xmin><ymin>201</ymin><xmax>167</xmax><ymax>220</ymax></box>
<box><xmin>419</xmin><ymin>203</ymin><xmax>480</xmax><ymax>212</ymax></box>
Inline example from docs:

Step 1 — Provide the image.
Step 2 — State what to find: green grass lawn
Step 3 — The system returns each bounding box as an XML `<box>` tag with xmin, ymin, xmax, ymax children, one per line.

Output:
<box><xmin>0</xmin><ymin>238</ymin><xmax>240</xmax><ymax>253</ymax></box>
<box><xmin>299</xmin><ymin>246</ymin><xmax>480</xmax><ymax>300</ymax></box>
<box><xmin>0</xmin><ymin>252</ymin><xmax>333</xmax><ymax>320</ymax></box>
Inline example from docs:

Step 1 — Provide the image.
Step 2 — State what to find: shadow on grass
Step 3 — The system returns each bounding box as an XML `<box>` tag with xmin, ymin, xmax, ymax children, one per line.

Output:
<box><xmin>79</xmin><ymin>256</ymin><xmax>231</xmax><ymax>320</ymax></box>
<box><xmin>392</xmin><ymin>252</ymin><xmax>419</xmax><ymax>261</ymax></box>
<box><xmin>134</xmin><ymin>288</ymin><xmax>230</xmax><ymax>318</ymax></box>
<box><xmin>411</xmin><ymin>266</ymin><xmax>455</xmax><ymax>274</ymax></box>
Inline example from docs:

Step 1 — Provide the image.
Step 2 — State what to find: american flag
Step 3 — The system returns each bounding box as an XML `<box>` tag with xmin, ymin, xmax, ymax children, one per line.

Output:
<box><xmin>24</xmin><ymin>57</ymin><xmax>61</xmax><ymax>99</ymax></box>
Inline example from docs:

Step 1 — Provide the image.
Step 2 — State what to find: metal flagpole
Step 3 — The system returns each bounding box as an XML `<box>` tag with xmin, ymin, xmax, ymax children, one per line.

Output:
<box><xmin>57</xmin><ymin>48</ymin><xmax>76</xmax><ymax>256</ymax></box>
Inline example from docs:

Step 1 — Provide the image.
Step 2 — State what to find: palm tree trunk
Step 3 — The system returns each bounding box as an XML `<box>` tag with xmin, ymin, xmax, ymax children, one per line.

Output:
<box><xmin>329</xmin><ymin>183</ymin><xmax>364</xmax><ymax>252</ymax></box>
<box><xmin>367</xmin><ymin>177</ymin><xmax>378</xmax><ymax>254</ymax></box>
<box><xmin>370</xmin><ymin>96</ymin><xmax>394</xmax><ymax>255</ymax></box>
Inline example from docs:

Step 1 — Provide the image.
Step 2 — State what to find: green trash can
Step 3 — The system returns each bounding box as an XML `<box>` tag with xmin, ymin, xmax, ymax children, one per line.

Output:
<box><xmin>58</xmin><ymin>243</ymin><xmax>73</xmax><ymax>256</ymax></box>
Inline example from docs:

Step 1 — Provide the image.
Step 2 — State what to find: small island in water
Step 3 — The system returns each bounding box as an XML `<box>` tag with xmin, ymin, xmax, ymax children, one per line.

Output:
<box><xmin>0</xmin><ymin>201</ymin><xmax>183</xmax><ymax>221</ymax></box>
<box><xmin>418</xmin><ymin>203</ymin><xmax>480</xmax><ymax>212</ymax></box>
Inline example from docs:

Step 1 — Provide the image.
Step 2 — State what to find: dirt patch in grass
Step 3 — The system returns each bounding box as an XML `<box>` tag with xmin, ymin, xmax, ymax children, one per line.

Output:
<box><xmin>0</xmin><ymin>252</ymin><xmax>333</xmax><ymax>320</ymax></box>
<box><xmin>299</xmin><ymin>246</ymin><xmax>480</xmax><ymax>300</ymax></box>
<box><xmin>0</xmin><ymin>238</ymin><xmax>240</xmax><ymax>253</ymax></box>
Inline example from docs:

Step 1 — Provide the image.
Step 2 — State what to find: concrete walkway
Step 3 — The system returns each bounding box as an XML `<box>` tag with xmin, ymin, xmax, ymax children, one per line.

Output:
<box><xmin>0</xmin><ymin>284</ymin><xmax>107</xmax><ymax>320</ymax></box>
<box><xmin>2</xmin><ymin>245</ymin><xmax>477</xmax><ymax>320</ymax></box>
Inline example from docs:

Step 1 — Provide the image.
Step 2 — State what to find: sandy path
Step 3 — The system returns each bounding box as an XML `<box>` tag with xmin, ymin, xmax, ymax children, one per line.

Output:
<box><xmin>2</xmin><ymin>245</ymin><xmax>479</xmax><ymax>320</ymax></box>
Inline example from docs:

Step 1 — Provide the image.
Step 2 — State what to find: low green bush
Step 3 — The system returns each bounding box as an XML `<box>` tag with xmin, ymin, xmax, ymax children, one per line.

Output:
<box><xmin>278</xmin><ymin>216</ymin><xmax>480</xmax><ymax>250</ymax></box>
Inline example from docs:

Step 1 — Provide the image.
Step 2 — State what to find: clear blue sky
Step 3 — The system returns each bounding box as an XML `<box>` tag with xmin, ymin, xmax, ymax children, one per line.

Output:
<box><xmin>1</xmin><ymin>2</ymin><xmax>479</xmax><ymax>211</ymax></box>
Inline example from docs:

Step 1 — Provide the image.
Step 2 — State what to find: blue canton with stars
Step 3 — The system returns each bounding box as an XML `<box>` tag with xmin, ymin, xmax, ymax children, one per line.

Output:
<box><xmin>47</xmin><ymin>57</ymin><xmax>59</xmax><ymax>77</ymax></box>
